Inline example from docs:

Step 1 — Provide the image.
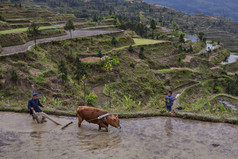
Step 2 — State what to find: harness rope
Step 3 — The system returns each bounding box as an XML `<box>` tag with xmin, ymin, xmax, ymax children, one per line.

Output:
<box><xmin>87</xmin><ymin>113</ymin><xmax>110</xmax><ymax>122</ymax></box>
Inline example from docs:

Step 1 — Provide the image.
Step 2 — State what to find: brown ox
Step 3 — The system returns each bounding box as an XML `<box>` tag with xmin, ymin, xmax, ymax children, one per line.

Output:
<box><xmin>76</xmin><ymin>106</ymin><xmax>121</xmax><ymax>131</ymax></box>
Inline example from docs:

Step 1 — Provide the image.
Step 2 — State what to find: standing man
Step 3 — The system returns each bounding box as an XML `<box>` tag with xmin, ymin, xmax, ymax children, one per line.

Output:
<box><xmin>28</xmin><ymin>93</ymin><xmax>46</xmax><ymax>123</ymax></box>
<box><xmin>165</xmin><ymin>91</ymin><xmax>174</xmax><ymax>114</ymax></box>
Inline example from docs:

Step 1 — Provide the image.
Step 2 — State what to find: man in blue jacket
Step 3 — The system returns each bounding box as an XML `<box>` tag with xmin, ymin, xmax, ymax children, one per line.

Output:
<box><xmin>165</xmin><ymin>91</ymin><xmax>174</xmax><ymax>113</ymax></box>
<box><xmin>28</xmin><ymin>93</ymin><xmax>46</xmax><ymax>122</ymax></box>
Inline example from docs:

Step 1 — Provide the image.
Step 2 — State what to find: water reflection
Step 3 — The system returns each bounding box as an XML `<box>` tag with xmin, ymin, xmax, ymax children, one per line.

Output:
<box><xmin>220</xmin><ymin>101</ymin><xmax>237</xmax><ymax>111</ymax></box>
<box><xmin>185</xmin><ymin>35</ymin><xmax>198</xmax><ymax>42</ymax></box>
<box><xmin>1</xmin><ymin>112</ymin><xmax>238</xmax><ymax>159</ymax></box>
<box><xmin>78</xmin><ymin>131</ymin><xmax>122</xmax><ymax>151</ymax></box>
<box><xmin>221</xmin><ymin>53</ymin><xmax>238</xmax><ymax>65</ymax></box>
<box><xmin>165</xmin><ymin>119</ymin><xmax>173</xmax><ymax>137</ymax></box>
<box><xmin>206</xmin><ymin>41</ymin><xmax>219</xmax><ymax>51</ymax></box>
<box><xmin>30</xmin><ymin>131</ymin><xmax>45</xmax><ymax>152</ymax></box>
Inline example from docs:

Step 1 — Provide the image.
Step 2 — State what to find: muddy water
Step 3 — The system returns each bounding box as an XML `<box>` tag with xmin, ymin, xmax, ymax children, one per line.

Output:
<box><xmin>0</xmin><ymin>112</ymin><xmax>238</xmax><ymax>159</ymax></box>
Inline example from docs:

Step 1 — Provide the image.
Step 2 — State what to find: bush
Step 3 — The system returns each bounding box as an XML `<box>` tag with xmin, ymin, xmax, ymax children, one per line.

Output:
<box><xmin>214</xmin><ymin>86</ymin><xmax>223</xmax><ymax>94</ymax></box>
<box><xmin>34</xmin><ymin>74</ymin><xmax>45</xmax><ymax>84</ymax></box>
<box><xmin>10</xmin><ymin>70</ymin><xmax>18</xmax><ymax>82</ymax></box>
<box><xmin>111</xmin><ymin>36</ymin><xmax>117</xmax><ymax>46</ymax></box>
<box><xmin>97</xmin><ymin>50</ymin><xmax>103</xmax><ymax>58</ymax></box>
<box><xmin>86</xmin><ymin>92</ymin><xmax>98</xmax><ymax>106</ymax></box>
<box><xmin>0</xmin><ymin>15</ymin><xmax>6</xmax><ymax>21</ymax></box>
<box><xmin>128</xmin><ymin>45</ymin><xmax>134</xmax><ymax>52</ymax></box>
<box><xmin>111</xmin><ymin>53</ymin><xmax>119</xmax><ymax>66</ymax></box>
<box><xmin>139</xmin><ymin>47</ymin><xmax>145</xmax><ymax>59</ymax></box>
<box><xmin>130</xmin><ymin>63</ymin><xmax>135</xmax><ymax>68</ymax></box>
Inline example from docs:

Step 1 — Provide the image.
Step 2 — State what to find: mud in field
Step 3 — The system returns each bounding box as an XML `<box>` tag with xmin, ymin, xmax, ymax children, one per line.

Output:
<box><xmin>0</xmin><ymin>112</ymin><xmax>238</xmax><ymax>159</ymax></box>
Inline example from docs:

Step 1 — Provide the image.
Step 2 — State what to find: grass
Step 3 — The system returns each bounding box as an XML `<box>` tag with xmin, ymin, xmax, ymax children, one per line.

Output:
<box><xmin>133</xmin><ymin>38</ymin><xmax>167</xmax><ymax>45</ymax></box>
<box><xmin>107</xmin><ymin>38</ymin><xmax>168</xmax><ymax>53</ymax></box>
<box><xmin>208</xmin><ymin>94</ymin><xmax>238</xmax><ymax>103</ymax></box>
<box><xmin>1</xmin><ymin>106</ymin><xmax>237</xmax><ymax>125</ymax></box>
<box><xmin>157</xmin><ymin>68</ymin><xmax>196</xmax><ymax>74</ymax></box>
<box><xmin>0</xmin><ymin>26</ymin><xmax>62</xmax><ymax>34</ymax></box>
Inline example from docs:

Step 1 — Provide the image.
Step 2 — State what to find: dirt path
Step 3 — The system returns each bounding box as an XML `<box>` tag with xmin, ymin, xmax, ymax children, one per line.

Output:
<box><xmin>210</xmin><ymin>66</ymin><xmax>220</xmax><ymax>70</ymax></box>
<box><xmin>0</xmin><ymin>29</ymin><xmax>122</xmax><ymax>57</ymax></box>
<box><xmin>82</xmin><ymin>25</ymin><xmax>115</xmax><ymax>30</ymax></box>
<box><xmin>208</xmin><ymin>53</ymin><xmax>218</xmax><ymax>61</ymax></box>
<box><xmin>183</xmin><ymin>55</ymin><xmax>193</xmax><ymax>63</ymax></box>
<box><xmin>55</xmin><ymin>22</ymin><xmax>86</xmax><ymax>26</ymax></box>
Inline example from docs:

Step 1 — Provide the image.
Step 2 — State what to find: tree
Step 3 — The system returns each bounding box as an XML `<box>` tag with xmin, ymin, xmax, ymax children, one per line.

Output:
<box><xmin>104</xmin><ymin>58</ymin><xmax>113</xmax><ymax>107</ymax></box>
<box><xmin>111</xmin><ymin>36</ymin><xmax>117</xmax><ymax>47</ymax></box>
<box><xmin>0</xmin><ymin>14</ymin><xmax>6</xmax><ymax>21</ymax></box>
<box><xmin>115</xmin><ymin>18</ymin><xmax>121</xmax><ymax>27</ymax></box>
<box><xmin>97</xmin><ymin>50</ymin><xmax>103</xmax><ymax>58</ymax></box>
<box><xmin>198</xmin><ymin>32</ymin><xmax>204</xmax><ymax>41</ymax></box>
<box><xmin>188</xmin><ymin>45</ymin><xmax>193</xmax><ymax>53</ymax></box>
<box><xmin>178</xmin><ymin>45</ymin><xmax>183</xmax><ymax>53</ymax></box>
<box><xmin>64</xmin><ymin>19</ymin><xmax>75</xmax><ymax>39</ymax></box>
<box><xmin>27</xmin><ymin>22</ymin><xmax>40</xmax><ymax>49</ymax></box>
<box><xmin>172</xmin><ymin>20</ymin><xmax>179</xmax><ymax>31</ymax></box>
<box><xmin>128</xmin><ymin>45</ymin><xmax>134</xmax><ymax>52</ymax></box>
<box><xmin>139</xmin><ymin>47</ymin><xmax>145</xmax><ymax>59</ymax></box>
<box><xmin>139</xmin><ymin>13</ymin><xmax>144</xmax><ymax>23</ymax></box>
<box><xmin>136</xmin><ymin>22</ymin><xmax>147</xmax><ymax>37</ymax></box>
<box><xmin>150</xmin><ymin>19</ymin><xmax>156</xmax><ymax>38</ymax></box>
<box><xmin>58</xmin><ymin>60</ymin><xmax>68</xmax><ymax>83</ymax></box>
<box><xmin>75</xmin><ymin>55</ymin><xmax>86</xmax><ymax>84</ymax></box>
<box><xmin>198</xmin><ymin>32</ymin><xmax>206</xmax><ymax>43</ymax></box>
<box><xmin>80</xmin><ymin>75</ymin><xmax>87</xmax><ymax>103</ymax></box>
<box><xmin>10</xmin><ymin>70</ymin><xmax>18</xmax><ymax>82</ymax></box>
<box><xmin>179</xmin><ymin>33</ymin><xmax>185</xmax><ymax>43</ymax></box>
<box><xmin>93</xmin><ymin>14</ymin><xmax>98</xmax><ymax>22</ymax></box>
<box><xmin>86</xmin><ymin>92</ymin><xmax>98</xmax><ymax>106</ymax></box>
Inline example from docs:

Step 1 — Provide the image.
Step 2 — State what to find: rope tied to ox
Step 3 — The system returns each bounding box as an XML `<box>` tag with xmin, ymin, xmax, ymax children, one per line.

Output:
<box><xmin>87</xmin><ymin>113</ymin><xmax>110</xmax><ymax>122</ymax></box>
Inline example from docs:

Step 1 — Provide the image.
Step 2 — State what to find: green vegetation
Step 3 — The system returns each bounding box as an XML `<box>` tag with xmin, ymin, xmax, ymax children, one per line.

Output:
<box><xmin>86</xmin><ymin>92</ymin><xmax>98</xmax><ymax>106</ymax></box>
<box><xmin>27</xmin><ymin>22</ymin><xmax>40</xmax><ymax>48</ymax></box>
<box><xmin>210</xmin><ymin>49</ymin><xmax>230</xmax><ymax>65</ymax></box>
<box><xmin>74</xmin><ymin>55</ymin><xmax>86</xmax><ymax>84</ymax></box>
<box><xmin>4</xmin><ymin>0</ymin><xmax>238</xmax><ymax>51</ymax></box>
<box><xmin>145</xmin><ymin>0</ymin><xmax>238</xmax><ymax>21</ymax></box>
<box><xmin>133</xmin><ymin>38</ymin><xmax>167</xmax><ymax>45</ymax></box>
<box><xmin>64</xmin><ymin>19</ymin><xmax>75</xmax><ymax>39</ymax></box>
<box><xmin>58</xmin><ymin>59</ymin><xmax>68</xmax><ymax>83</ymax></box>
<box><xmin>150</xmin><ymin>19</ymin><xmax>156</xmax><ymax>38</ymax></box>
<box><xmin>111</xmin><ymin>36</ymin><xmax>117</xmax><ymax>47</ymax></box>
<box><xmin>0</xmin><ymin>26</ymin><xmax>61</xmax><ymax>34</ymax></box>
<box><xmin>0</xmin><ymin>0</ymin><xmax>237</xmax><ymax>124</ymax></box>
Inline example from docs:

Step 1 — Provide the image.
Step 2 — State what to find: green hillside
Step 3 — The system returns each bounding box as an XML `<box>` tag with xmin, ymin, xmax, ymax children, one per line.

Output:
<box><xmin>4</xmin><ymin>0</ymin><xmax>238</xmax><ymax>52</ymax></box>
<box><xmin>145</xmin><ymin>0</ymin><xmax>238</xmax><ymax>21</ymax></box>
<box><xmin>0</xmin><ymin>1</ymin><xmax>237</xmax><ymax>120</ymax></box>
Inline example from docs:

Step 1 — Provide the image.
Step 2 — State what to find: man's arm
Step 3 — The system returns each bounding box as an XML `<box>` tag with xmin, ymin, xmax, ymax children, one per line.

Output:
<box><xmin>28</xmin><ymin>100</ymin><xmax>33</xmax><ymax>110</ymax></box>
<box><xmin>38</xmin><ymin>99</ymin><xmax>44</xmax><ymax>107</ymax></box>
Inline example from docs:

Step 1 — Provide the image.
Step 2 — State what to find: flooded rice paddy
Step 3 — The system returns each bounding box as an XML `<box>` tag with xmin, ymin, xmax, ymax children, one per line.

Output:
<box><xmin>0</xmin><ymin>112</ymin><xmax>238</xmax><ymax>159</ymax></box>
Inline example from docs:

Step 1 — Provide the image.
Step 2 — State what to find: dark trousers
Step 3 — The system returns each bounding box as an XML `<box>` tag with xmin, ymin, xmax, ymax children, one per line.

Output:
<box><xmin>166</xmin><ymin>105</ymin><xmax>172</xmax><ymax>112</ymax></box>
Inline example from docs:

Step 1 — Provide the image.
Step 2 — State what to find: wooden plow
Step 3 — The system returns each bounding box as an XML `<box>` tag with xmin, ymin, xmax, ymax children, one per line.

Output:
<box><xmin>33</xmin><ymin>110</ymin><xmax>73</xmax><ymax>130</ymax></box>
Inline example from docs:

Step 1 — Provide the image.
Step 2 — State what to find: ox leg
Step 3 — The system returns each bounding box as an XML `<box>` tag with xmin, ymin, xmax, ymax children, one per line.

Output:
<box><xmin>77</xmin><ymin>115</ymin><xmax>83</xmax><ymax>127</ymax></box>
<box><xmin>99</xmin><ymin>122</ymin><xmax>108</xmax><ymax>132</ymax></box>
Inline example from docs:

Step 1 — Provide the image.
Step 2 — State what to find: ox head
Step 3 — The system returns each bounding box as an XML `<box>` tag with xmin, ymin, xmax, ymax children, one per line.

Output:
<box><xmin>107</xmin><ymin>114</ymin><xmax>121</xmax><ymax>129</ymax></box>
